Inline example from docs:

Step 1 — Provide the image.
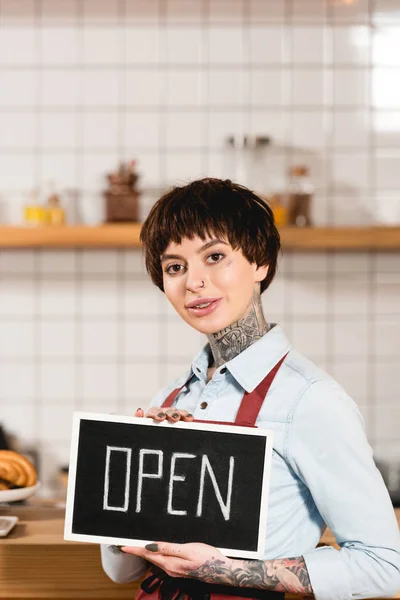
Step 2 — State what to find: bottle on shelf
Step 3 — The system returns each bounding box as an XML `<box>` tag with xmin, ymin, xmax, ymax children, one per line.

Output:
<box><xmin>286</xmin><ymin>165</ymin><xmax>314</xmax><ymax>227</ymax></box>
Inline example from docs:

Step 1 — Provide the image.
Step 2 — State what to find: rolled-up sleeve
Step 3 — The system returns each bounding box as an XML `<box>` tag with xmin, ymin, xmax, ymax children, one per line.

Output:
<box><xmin>288</xmin><ymin>380</ymin><xmax>400</xmax><ymax>600</ymax></box>
<box><xmin>100</xmin><ymin>545</ymin><xmax>148</xmax><ymax>584</ymax></box>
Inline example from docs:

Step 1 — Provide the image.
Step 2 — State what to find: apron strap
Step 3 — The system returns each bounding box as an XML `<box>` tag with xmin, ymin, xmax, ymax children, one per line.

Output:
<box><xmin>162</xmin><ymin>352</ymin><xmax>289</xmax><ymax>428</ymax></box>
<box><xmin>162</xmin><ymin>374</ymin><xmax>195</xmax><ymax>409</ymax></box>
<box><xmin>234</xmin><ymin>352</ymin><xmax>288</xmax><ymax>427</ymax></box>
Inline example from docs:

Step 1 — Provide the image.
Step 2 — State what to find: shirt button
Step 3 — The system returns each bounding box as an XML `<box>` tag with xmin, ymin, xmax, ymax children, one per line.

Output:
<box><xmin>200</xmin><ymin>401</ymin><xmax>208</xmax><ymax>410</ymax></box>
<box><xmin>220</xmin><ymin>367</ymin><xmax>227</xmax><ymax>374</ymax></box>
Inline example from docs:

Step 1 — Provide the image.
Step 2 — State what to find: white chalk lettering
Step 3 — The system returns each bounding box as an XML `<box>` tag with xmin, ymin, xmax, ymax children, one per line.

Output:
<box><xmin>103</xmin><ymin>446</ymin><xmax>132</xmax><ymax>512</ymax></box>
<box><xmin>103</xmin><ymin>447</ymin><xmax>236</xmax><ymax>519</ymax></box>
<box><xmin>167</xmin><ymin>453</ymin><xmax>196</xmax><ymax>515</ymax></box>
<box><xmin>136</xmin><ymin>449</ymin><xmax>163</xmax><ymax>513</ymax></box>
<box><xmin>197</xmin><ymin>455</ymin><xmax>235</xmax><ymax>521</ymax></box>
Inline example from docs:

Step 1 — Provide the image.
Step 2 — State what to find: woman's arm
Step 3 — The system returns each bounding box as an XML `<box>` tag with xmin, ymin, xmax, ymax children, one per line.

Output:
<box><xmin>120</xmin><ymin>542</ymin><xmax>313</xmax><ymax>595</ymax></box>
<box><xmin>188</xmin><ymin>554</ymin><xmax>312</xmax><ymax>595</ymax></box>
<box><xmin>287</xmin><ymin>379</ymin><xmax>400</xmax><ymax>600</ymax></box>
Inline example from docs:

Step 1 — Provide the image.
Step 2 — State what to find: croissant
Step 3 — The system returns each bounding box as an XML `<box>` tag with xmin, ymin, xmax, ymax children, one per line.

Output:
<box><xmin>0</xmin><ymin>450</ymin><xmax>37</xmax><ymax>489</ymax></box>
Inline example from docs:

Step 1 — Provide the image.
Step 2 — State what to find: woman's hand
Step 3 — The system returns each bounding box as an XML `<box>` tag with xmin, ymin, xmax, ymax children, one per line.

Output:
<box><xmin>120</xmin><ymin>541</ymin><xmax>232</xmax><ymax>581</ymax></box>
<box><xmin>134</xmin><ymin>407</ymin><xmax>194</xmax><ymax>423</ymax></box>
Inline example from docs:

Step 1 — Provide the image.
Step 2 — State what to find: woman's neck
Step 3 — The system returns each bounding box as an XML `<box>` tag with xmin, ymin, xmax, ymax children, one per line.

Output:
<box><xmin>206</xmin><ymin>287</ymin><xmax>269</xmax><ymax>369</ymax></box>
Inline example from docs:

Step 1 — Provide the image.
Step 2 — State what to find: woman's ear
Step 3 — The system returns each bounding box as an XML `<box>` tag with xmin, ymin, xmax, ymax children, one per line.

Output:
<box><xmin>254</xmin><ymin>264</ymin><xmax>268</xmax><ymax>283</ymax></box>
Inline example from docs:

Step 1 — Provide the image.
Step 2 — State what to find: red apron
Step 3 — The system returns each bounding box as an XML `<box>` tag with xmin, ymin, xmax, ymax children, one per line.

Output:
<box><xmin>135</xmin><ymin>353</ymin><xmax>288</xmax><ymax>600</ymax></box>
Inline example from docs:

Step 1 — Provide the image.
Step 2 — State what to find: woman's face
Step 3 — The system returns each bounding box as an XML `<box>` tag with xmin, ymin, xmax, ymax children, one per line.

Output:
<box><xmin>161</xmin><ymin>235</ymin><xmax>268</xmax><ymax>334</ymax></box>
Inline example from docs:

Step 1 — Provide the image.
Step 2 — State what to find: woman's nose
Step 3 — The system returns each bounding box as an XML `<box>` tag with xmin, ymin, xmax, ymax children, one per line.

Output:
<box><xmin>185</xmin><ymin>267</ymin><xmax>206</xmax><ymax>292</ymax></box>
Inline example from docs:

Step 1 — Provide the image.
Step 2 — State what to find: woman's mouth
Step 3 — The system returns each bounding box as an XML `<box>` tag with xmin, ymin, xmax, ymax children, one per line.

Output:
<box><xmin>186</xmin><ymin>298</ymin><xmax>222</xmax><ymax>317</ymax></box>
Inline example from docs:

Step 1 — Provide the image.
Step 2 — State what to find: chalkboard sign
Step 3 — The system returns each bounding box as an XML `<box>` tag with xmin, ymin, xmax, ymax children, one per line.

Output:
<box><xmin>64</xmin><ymin>412</ymin><xmax>274</xmax><ymax>559</ymax></box>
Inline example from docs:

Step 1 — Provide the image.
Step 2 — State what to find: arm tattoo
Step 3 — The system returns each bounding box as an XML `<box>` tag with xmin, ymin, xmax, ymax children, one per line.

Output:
<box><xmin>187</xmin><ymin>557</ymin><xmax>313</xmax><ymax>596</ymax></box>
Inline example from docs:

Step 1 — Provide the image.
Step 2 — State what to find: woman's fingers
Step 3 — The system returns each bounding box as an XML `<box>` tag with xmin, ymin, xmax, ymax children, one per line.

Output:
<box><xmin>165</xmin><ymin>409</ymin><xmax>182</xmax><ymax>422</ymax></box>
<box><xmin>134</xmin><ymin>408</ymin><xmax>145</xmax><ymax>417</ymax></box>
<box><xmin>181</xmin><ymin>411</ymin><xmax>194</xmax><ymax>422</ymax></box>
<box><xmin>144</xmin><ymin>408</ymin><xmax>194</xmax><ymax>422</ymax></box>
<box><xmin>146</xmin><ymin>407</ymin><xmax>167</xmax><ymax>421</ymax></box>
<box><xmin>165</xmin><ymin>409</ymin><xmax>194</xmax><ymax>422</ymax></box>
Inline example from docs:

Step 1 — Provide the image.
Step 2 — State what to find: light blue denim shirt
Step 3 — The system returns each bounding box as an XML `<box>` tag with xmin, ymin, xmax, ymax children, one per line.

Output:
<box><xmin>149</xmin><ymin>324</ymin><xmax>400</xmax><ymax>600</ymax></box>
<box><xmin>101</xmin><ymin>324</ymin><xmax>400</xmax><ymax>600</ymax></box>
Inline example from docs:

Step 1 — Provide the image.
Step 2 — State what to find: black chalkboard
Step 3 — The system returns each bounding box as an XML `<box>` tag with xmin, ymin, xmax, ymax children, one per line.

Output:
<box><xmin>64</xmin><ymin>412</ymin><xmax>274</xmax><ymax>559</ymax></box>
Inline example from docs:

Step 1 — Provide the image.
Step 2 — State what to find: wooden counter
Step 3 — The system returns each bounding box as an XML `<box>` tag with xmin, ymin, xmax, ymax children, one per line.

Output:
<box><xmin>0</xmin><ymin>504</ymin><xmax>135</xmax><ymax>599</ymax></box>
<box><xmin>1</xmin><ymin>504</ymin><xmax>399</xmax><ymax>599</ymax></box>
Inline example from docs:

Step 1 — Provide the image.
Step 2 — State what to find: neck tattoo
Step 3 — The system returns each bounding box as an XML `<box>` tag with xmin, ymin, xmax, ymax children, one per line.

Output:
<box><xmin>206</xmin><ymin>286</ymin><xmax>270</xmax><ymax>369</ymax></box>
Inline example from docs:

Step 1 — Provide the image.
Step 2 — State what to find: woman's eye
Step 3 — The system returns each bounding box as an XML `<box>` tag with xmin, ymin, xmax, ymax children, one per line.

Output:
<box><xmin>207</xmin><ymin>253</ymin><xmax>224</xmax><ymax>263</ymax></box>
<box><xmin>165</xmin><ymin>264</ymin><xmax>183</xmax><ymax>274</ymax></box>
<box><xmin>164</xmin><ymin>253</ymin><xmax>224</xmax><ymax>275</ymax></box>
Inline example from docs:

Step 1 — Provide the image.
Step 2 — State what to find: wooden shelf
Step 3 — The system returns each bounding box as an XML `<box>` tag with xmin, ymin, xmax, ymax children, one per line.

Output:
<box><xmin>0</xmin><ymin>224</ymin><xmax>399</xmax><ymax>250</ymax></box>
<box><xmin>0</xmin><ymin>224</ymin><xmax>142</xmax><ymax>248</ymax></box>
<box><xmin>280</xmin><ymin>226</ymin><xmax>400</xmax><ymax>251</ymax></box>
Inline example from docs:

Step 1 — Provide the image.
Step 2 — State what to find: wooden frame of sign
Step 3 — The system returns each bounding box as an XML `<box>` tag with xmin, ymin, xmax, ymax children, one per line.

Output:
<box><xmin>64</xmin><ymin>412</ymin><xmax>274</xmax><ymax>559</ymax></box>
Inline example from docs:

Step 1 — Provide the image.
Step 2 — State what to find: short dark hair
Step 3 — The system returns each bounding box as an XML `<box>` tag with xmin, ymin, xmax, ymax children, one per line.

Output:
<box><xmin>140</xmin><ymin>177</ymin><xmax>281</xmax><ymax>294</ymax></box>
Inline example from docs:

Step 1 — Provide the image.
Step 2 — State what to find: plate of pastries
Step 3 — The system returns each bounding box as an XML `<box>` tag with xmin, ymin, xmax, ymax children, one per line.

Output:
<box><xmin>0</xmin><ymin>450</ymin><xmax>40</xmax><ymax>502</ymax></box>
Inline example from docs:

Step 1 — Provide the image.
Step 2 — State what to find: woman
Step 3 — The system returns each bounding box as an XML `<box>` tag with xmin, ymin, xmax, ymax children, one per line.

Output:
<box><xmin>101</xmin><ymin>178</ymin><xmax>400</xmax><ymax>600</ymax></box>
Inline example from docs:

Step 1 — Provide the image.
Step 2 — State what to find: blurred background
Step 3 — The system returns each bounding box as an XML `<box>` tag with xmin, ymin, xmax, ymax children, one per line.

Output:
<box><xmin>0</xmin><ymin>0</ymin><xmax>399</xmax><ymax>499</ymax></box>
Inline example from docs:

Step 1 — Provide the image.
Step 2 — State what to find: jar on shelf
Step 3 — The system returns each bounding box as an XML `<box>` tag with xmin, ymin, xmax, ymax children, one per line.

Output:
<box><xmin>44</xmin><ymin>181</ymin><xmax>66</xmax><ymax>226</ymax></box>
<box><xmin>23</xmin><ymin>190</ymin><xmax>46</xmax><ymax>226</ymax></box>
<box><xmin>286</xmin><ymin>165</ymin><xmax>314</xmax><ymax>227</ymax></box>
<box><xmin>268</xmin><ymin>193</ymin><xmax>288</xmax><ymax>228</ymax></box>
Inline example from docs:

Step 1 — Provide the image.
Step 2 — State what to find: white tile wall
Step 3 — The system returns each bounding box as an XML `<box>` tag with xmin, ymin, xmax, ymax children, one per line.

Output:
<box><xmin>0</xmin><ymin>0</ymin><xmax>399</xmax><ymax>494</ymax></box>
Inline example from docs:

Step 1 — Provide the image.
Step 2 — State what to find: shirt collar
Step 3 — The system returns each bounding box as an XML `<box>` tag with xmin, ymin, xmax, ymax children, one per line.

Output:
<box><xmin>190</xmin><ymin>344</ymin><xmax>214</xmax><ymax>383</ymax></box>
<box><xmin>186</xmin><ymin>324</ymin><xmax>292</xmax><ymax>393</ymax></box>
<box><xmin>174</xmin><ymin>345</ymin><xmax>213</xmax><ymax>388</ymax></box>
